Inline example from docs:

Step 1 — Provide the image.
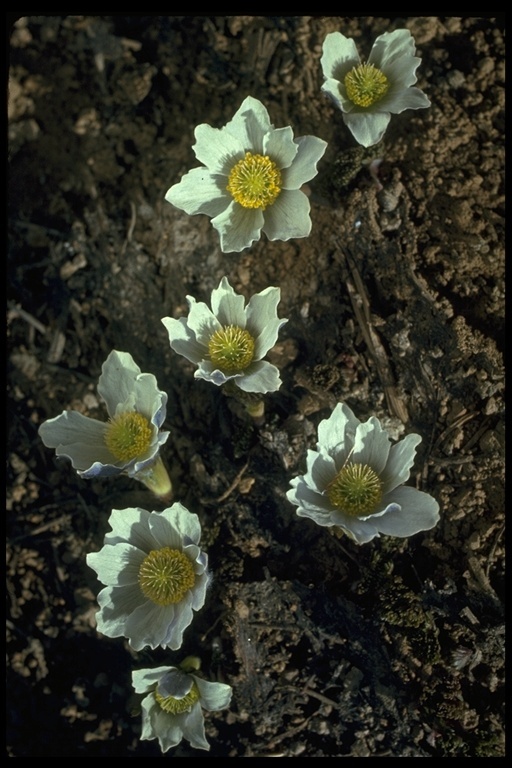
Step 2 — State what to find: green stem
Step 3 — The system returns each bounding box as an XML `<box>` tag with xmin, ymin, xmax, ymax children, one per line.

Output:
<box><xmin>135</xmin><ymin>455</ymin><xmax>172</xmax><ymax>499</ymax></box>
<box><xmin>223</xmin><ymin>380</ymin><xmax>265</xmax><ymax>420</ymax></box>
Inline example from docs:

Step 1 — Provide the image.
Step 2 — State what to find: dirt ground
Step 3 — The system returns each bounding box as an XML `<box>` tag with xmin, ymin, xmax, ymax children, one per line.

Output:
<box><xmin>7</xmin><ymin>16</ymin><xmax>505</xmax><ymax>757</ymax></box>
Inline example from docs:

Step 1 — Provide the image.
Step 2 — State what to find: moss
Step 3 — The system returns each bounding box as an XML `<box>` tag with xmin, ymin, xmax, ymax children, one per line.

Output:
<box><xmin>377</xmin><ymin>575</ymin><xmax>441</xmax><ymax>664</ymax></box>
<box><xmin>472</xmin><ymin>729</ymin><xmax>505</xmax><ymax>757</ymax></box>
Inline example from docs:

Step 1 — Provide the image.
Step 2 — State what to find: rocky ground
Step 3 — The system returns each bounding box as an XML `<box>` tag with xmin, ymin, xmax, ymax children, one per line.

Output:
<box><xmin>7</xmin><ymin>16</ymin><xmax>504</xmax><ymax>757</ymax></box>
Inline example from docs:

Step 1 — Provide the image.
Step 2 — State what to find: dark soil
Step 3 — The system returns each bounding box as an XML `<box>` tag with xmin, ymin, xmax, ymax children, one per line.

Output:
<box><xmin>7</xmin><ymin>16</ymin><xmax>505</xmax><ymax>757</ymax></box>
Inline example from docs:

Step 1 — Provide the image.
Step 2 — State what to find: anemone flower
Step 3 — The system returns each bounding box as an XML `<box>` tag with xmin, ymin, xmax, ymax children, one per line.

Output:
<box><xmin>287</xmin><ymin>402</ymin><xmax>439</xmax><ymax>544</ymax></box>
<box><xmin>321</xmin><ymin>29</ymin><xmax>430</xmax><ymax>147</ymax></box>
<box><xmin>86</xmin><ymin>504</ymin><xmax>209</xmax><ymax>650</ymax></box>
<box><xmin>165</xmin><ymin>96</ymin><xmax>327</xmax><ymax>252</ymax></box>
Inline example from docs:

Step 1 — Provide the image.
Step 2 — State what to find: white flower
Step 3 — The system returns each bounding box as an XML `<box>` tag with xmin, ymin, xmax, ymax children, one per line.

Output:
<box><xmin>162</xmin><ymin>276</ymin><xmax>288</xmax><ymax>394</ymax></box>
<box><xmin>320</xmin><ymin>29</ymin><xmax>431</xmax><ymax>147</ymax></box>
<box><xmin>165</xmin><ymin>95</ymin><xmax>327</xmax><ymax>252</ymax></box>
<box><xmin>132</xmin><ymin>661</ymin><xmax>232</xmax><ymax>753</ymax></box>
<box><xmin>38</xmin><ymin>350</ymin><xmax>169</xmax><ymax>482</ymax></box>
<box><xmin>86</xmin><ymin>504</ymin><xmax>209</xmax><ymax>650</ymax></box>
<box><xmin>287</xmin><ymin>402</ymin><xmax>440</xmax><ymax>545</ymax></box>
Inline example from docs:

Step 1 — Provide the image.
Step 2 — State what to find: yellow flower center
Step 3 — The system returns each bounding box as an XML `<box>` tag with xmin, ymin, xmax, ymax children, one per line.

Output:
<box><xmin>138</xmin><ymin>547</ymin><xmax>196</xmax><ymax>606</ymax></box>
<box><xmin>227</xmin><ymin>152</ymin><xmax>282</xmax><ymax>209</ymax></box>
<box><xmin>327</xmin><ymin>463</ymin><xmax>383</xmax><ymax>517</ymax></box>
<box><xmin>344</xmin><ymin>63</ymin><xmax>389</xmax><ymax>108</ymax></box>
<box><xmin>104</xmin><ymin>412</ymin><xmax>153</xmax><ymax>462</ymax></box>
<box><xmin>208</xmin><ymin>325</ymin><xmax>255</xmax><ymax>373</ymax></box>
<box><xmin>155</xmin><ymin>682</ymin><xmax>200</xmax><ymax>714</ymax></box>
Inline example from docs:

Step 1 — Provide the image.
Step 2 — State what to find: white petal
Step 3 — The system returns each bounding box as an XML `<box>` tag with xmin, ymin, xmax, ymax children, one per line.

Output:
<box><xmin>333</xmin><ymin>515</ymin><xmax>380</xmax><ymax>544</ymax></box>
<box><xmin>282</xmin><ymin>136</ymin><xmax>328</xmax><ymax>189</ymax></box>
<box><xmin>146</xmin><ymin>701</ymin><xmax>183</xmax><ymax>752</ymax></box>
<box><xmin>97</xmin><ymin>350</ymin><xmax>141</xmax><ymax>417</ymax></box>
<box><xmin>78</xmin><ymin>461</ymin><xmax>127</xmax><ymax>479</ymax></box>
<box><xmin>304</xmin><ymin>449</ymin><xmax>337</xmax><ymax>493</ymax></box>
<box><xmin>165</xmin><ymin>167</ymin><xmax>230</xmax><ymax>217</ymax></box>
<box><xmin>235</xmin><ymin>360</ymin><xmax>282</xmax><ymax>394</ymax></box>
<box><xmin>132</xmin><ymin>666</ymin><xmax>171</xmax><ymax>694</ymax></box>
<box><xmin>39</xmin><ymin>409</ymin><xmax>105</xmax><ymax>449</ymax></box>
<box><xmin>127</xmin><ymin>437</ymin><xmax>168</xmax><ymax>479</ymax></box>
<box><xmin>160</xmin><ymin>598</ymin><xmax>195</xmax><ymax>650</ymax></box>
<box><xmin>179</xmin><ymin>703</ymin><xmax>209</xmax><ymax>750</ymax></box>
<box><xmin>94</xmin><ymin>584</ymin><xmax>143</xmax><ymax>639</ymax></box>
<box><xmin>381</xmin><ymin>433</ymin><xmax>422</xmax><ymax>494</ymax></box>
<box><xmin>189</xmin><ymin>571</ymin><xmax>209</xmax><ymax>611</ymax></box>
<box><xmin>287</xmin><ymin>477</ymin><xmax>334</xmax><ymax>517</ymax></box>
<box><xmin>320</xmin><ymin>32</ymin><xmax>360</xmax><ymax>80</ymax></box>
<box><xmin>381</xmin><ymin>54</ymin><xmax>422</xmax><ymax>89</ymax></box>
<box><xmin>261</xmin><ymin>189</ymin><xmax>312</xmax><ymax>241</ymax></box>
<box><xmin>350</xmin><ymin>417</ymin><xmax>391</xmax><ymax>475</ymax></box>
<box><xmin>182</xmin><ymin>542</ymin><xmax>201</xmax><ymax>569</ymax></box>
<box><xmin>378</xmin><ymin>86</ymin><xmax>431</xmax><ymax>115</ymax></box>
<box><xmin>251</xmin><ymin>316</ymin><xmax>288</xmax><ymax>360</ymax></box>
<box><xmin>104</xmin><ymin>507</ymin><xmax>154</xmax><ymax>550</ymax></box>
<box><xmin>124</xmin><ymin>599</ymin><xmax>178</xmax><ymax>651</ymax></box>
<box><xmin>129</xmin><ymin>373</ymin><xmax>167</xmax><ymax>426</ymax></box>
<box><xmin>140</xmin><ymin>695</ymin><xmax>166</xmax><ymax>742</ymax></box>
<box><xmin>294</xmin><ymin>505</ymin><xmax>333</xmax><ymax>529</ymax></box>
<box><xmin>39</xmin><ymin>410</ymin><xmax>114</xmax><ymax>471</ymax></box>
<box><xmin>87</xmin><ymin>542</ymin><xmax>143</xmax><ymax>586</ymax></box>
<box><xmin>245</xmin><ymin>286</ymin><xmax>286</xmax><ymax>359</ymax></box>
<box><xmin>375</xmin><ymin>485</ymin><xmax>440</xmax><ymax>537</ymax></box>
<box><xmin>317</xmin><ymin>402</ymin><xmax>360</xmax><ymax>460</ymax></box>
<box><xmin>97</xmin><ymin>351</ymin><xmax>167</xmax><ymax>431</ymax></box>
<box><xmin>193</xmin><ymin>123</ymin><xmax>244</xmax><ymax>175</ymax></box>
<box><xmin>157</xmin><ymin>669</ymin><xmax>194</xmax><ymax>700</ymax></box>
<box><xmin>211</xmin><ymin>200</ymin><xmax>264</xmax><ymax>253</ymax></box>
<box><xmin>194</xmin><ymin>677</ymin><xmax>233</xmax><ymax>711</ymax></box>
<box><xmin>263</xmin><ymin>126</ymin><xmax>298</xmax><ymax>169</ymax></box>
<box><xmin>161</xmin><ymin>316</ymin><xmax>206</xmax><ymax>364</ymax></box>
<box><xmin>194</xmin><ymin>361</ymin><xmax>243</xmax><ymax>386</ymax></box>
<box><xmin>361</xmin><ymin>500</ymin><xmax>401</xmax><ymax>522</ymax></box>
<box><xmin>211</xmin><ymin>276</ymin><xmax>247</xmax><ymax>327</ymax></box>
<box><xmin>343</xmin><ymin>111</ymin><xmax>391</xmax><ymax>147</ymax></box>
<box><xmin>186</xmin><ymin>296</ymin><xmax>222</xmax><ymax>347</ymax></box>
<box><xmin>224</xmin><ymin>96</ymin><xmax>272</xmax><ymax>154</ymax></box>
<box><xmin>163</xmin><ymin>503</ymin><xmax>202</xmax><ymax>545</ymax></box>
<box><xmin>296</xmin><ymin>490</ymin><xmax>386</xmax><ymax>544</ymax></box>
<box><xmin>147</xmin><ymin>510</ymin><xmax>183</xmax><ymax>550</ymax></box>
<box><xmin>368</xmin><ymin>29</ymin><xmax>416</xmax><ymax>71</ymax></box>
<box><xmin>321</xmin><ymin>78</ymin><xmax>353</xmax><ymax>113</ymax></box>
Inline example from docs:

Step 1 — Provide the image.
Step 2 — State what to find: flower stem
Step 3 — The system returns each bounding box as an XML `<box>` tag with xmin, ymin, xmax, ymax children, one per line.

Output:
<box><xmin>135</xmin><ymin>455</ymin><xmax>173</xmax><ymax>499</ymax></box>
<box><xmin>223</xmin><ymin>381</ymin><xmax>265</xmax><ymax>422</ymax></box>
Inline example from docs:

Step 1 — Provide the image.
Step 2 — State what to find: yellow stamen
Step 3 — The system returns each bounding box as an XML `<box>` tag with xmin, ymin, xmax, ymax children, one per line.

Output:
<box><xmin>155</xmin><ymin>682</ymin><xmax>200</xmax><ymax>714</ymax></box>
<box><xmin>327</xmin><ymin>462</ymin><xmax>383</xmax><ymax>517</ymax></box>
<box><xmin>208</xmin><ymin>325</ymin><xmax>255</xmax><ymax>373</ymax></box>
<box><xmin>138</xmin><ymin>547</ymin><xmax>195</xmax><ymax>606</ymax></box>
<box><xmin>104</xmin><ymin>412</ymin><xmax>152</xmax><ymax>462</ymax></box>
<box><xmin>227</xmin><ymin>152</ymin><xmax>282</xmax><ymax>209</ymax></box>
<box><xmin>345</xmin><ymin>63</ymin><xmax>389</xmax><ymax>108</ymax></box>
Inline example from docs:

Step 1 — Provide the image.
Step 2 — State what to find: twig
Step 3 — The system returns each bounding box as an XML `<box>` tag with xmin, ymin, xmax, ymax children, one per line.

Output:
<box><xmin>333</xmin><ymin>245</ymin><xmax>409</xmax><ymax>423</ymax></box>
<box><xmin>7</xmin><ymin>303</ymin><xmax>47</xmax><ymax>335</ymax></box>
<box><xmin>200</xmin><ymin>461</ymin><xmax>249</xmax><ymax>504</ymax></box>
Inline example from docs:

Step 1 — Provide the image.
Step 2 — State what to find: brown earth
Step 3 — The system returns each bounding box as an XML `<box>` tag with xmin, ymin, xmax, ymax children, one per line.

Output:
<box><xmin>7</xmin><ymin>16</ymin><xmax>504</xmax><ymax>757</ymax></box>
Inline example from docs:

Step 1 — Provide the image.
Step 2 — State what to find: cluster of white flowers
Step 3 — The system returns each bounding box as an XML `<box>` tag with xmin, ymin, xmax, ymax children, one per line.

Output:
<box><xmin>37</xmin><ymin>25</ymin><xmax>437</xmax><ymax>756</ymax></box>
<box><xmin>165</xmin><ymin>31</ymin><xmax>430</xmax><ymax>252</ymax></box>
<box><xmin>86</xmin><ymin>507</ymin><xmax>231</xmax><ymax>750</ymax></box>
